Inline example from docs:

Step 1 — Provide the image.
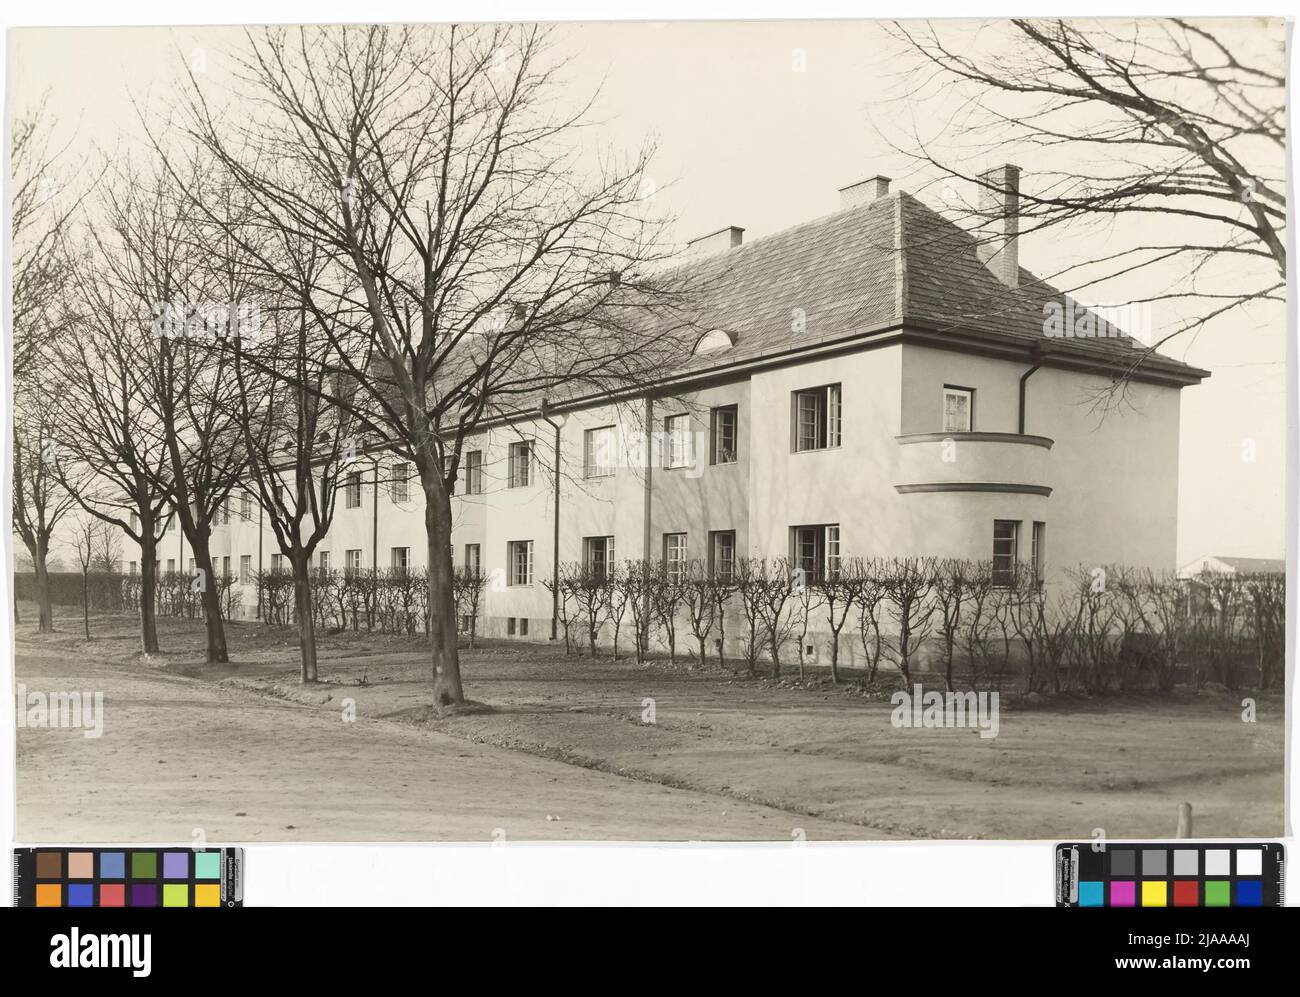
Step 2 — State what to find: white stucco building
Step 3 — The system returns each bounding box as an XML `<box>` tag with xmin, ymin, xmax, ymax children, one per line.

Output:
<box><xmin>138</xmin><ymin>166</ymin><xmax>1207</xmax><ymax>657</ymax></box>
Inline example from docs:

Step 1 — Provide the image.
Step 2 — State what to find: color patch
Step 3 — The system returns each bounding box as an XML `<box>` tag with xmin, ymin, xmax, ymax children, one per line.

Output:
<box><xmin>195</xmin><ymin>852</ymin><xmax>222</xmax><ymax>880</ymax></box>
<box><xmin>1078</xmin><ymin>881</ymin><xmax>1104</xmax><ymax>907</ymax></box>
<box><xmin>35</xmin><ymin>883</ymin><xmax>61</xmax><ymax>907</ymax></box>
<box><xmin>67</xmin><ymin>883</ymin><xmax>94</xmax><ymax>907</ymax></box>
<box><xmin>1236</xmin><ymin>849</ymin><xmax>1262</xmax><ymax>876</ymax></box>
<box><xmin>163</xmin><ymin>884</ymin><xmax>189</xmax><ymax>907</ymax></box>
<box><xmin>1204</xmin><ymin>881</ymin><xmax>1231</xmax><ymax>907</ymax></box>
<box><xmin>35</xmin><ymin>851</ymin><xmax>62</xmax><ymax>879</ymax></box>
<box><xmin>1173</xmin><ymin>881</ymin><xmax>1199</xmax><ymax>907</ymax></box>
<box><xmin>194</xmin><ymin>883</ymin><xmax>221</xmax><ymax>907</ymax></box>
<box><xmin>67</xmin><ymin>851</ymin><xmax>94</xmax><ymax>879</ymax></box>
<box><xmin>1204</xmin><ymin>849</ymin><xmax>1231</xmax><ymax>876</ymax></box>
<box><xmin>131</xmin><ymin>884</ymin><xmax>158</xmax><ymax>907</ymax></box>
<box><xmin>1141</xmin><ymin>850</ymin><xmax>1167</xmax><ymax>876</ymax></box>
<box><xmin>1237</xmin><ymin>881</ymin><xmax>1262</xmax><ymax>907</ymax></box>
<box><xmin>1110</xmin><ymin>881</ymin><xmax>1136</xmax><ymax>907</ymax></box>
<box><xmin>1110</xmin><ymin>850</ymin><xmax>1136</xmax><ymax>876</ymax></box>
<box><xmin>1172</xmin><ymin>850</ymin><xmax>1198</xmax><ymax>876</ymax></box>
<box><xmin>1141</xmin><ymin>881</ymin><xmax>1167</xmax><ymax>907</ymax></box>
<box><xmin>99</xmin><ymin>883</ymin><xmax>126</xmax><ymax>907</ymax></box>
<box><xmin>163</xmin><ymin>851</ymin><xmax>189</xmax><ymax>879</ymax></box>
<box><xmin>131</xmin><ymin>851</ymin><xmax>157</xmax><ymax>878</ymax></box>
<box><xmin>100</xmin><ymin>852</ymin><xmax>126</xmax><ymax>878</ymax></box>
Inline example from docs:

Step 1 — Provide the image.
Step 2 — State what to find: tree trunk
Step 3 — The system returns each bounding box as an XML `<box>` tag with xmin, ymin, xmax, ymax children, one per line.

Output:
<box><xmin>82</xmin><ymin>571</ymin><xmax>90</xmax><ymax>639</ymax></box>
<box><xmin>33</xmin><ymin>540</ymin><xmax>54</xmax><ymax>633</ymax></box>
<box><xmin>423</xmin><ymin>478</ymin><xmax>463</xmax><ymax>706</ymax></box>
<box><xmin>829</xmin><ymin>632</ymin><xmax>840</xmax><ymax>683</ymax></box>
<box><xmin>292</xmin><ymin>552</ymin><xmax>318</xmax><ymax>684</ymax></box>
<box><xmin>187</xmin><ymin>533</ymin><xmax>228</xmax><ymax>663</ymax></box>
<box><xmin>139</xmin><ymin>533</ymin><xmax>160</xmax><ymax>654</ymax></box>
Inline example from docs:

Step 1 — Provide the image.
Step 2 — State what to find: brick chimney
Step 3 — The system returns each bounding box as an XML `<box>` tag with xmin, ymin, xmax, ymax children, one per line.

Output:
<box><xmin>686</xmin><ymin>225</ymin><xmax>744</xmax><ymax>257</ymax></box>
<box><xmin>976</xmin><ymin>164</ymin><xmax>1020</xmax><ymax>288</ymax></box>
<box><xmin>838</xmin><ymin>175</ymin><xmax>891</xmax><ymax>210</ymax></box>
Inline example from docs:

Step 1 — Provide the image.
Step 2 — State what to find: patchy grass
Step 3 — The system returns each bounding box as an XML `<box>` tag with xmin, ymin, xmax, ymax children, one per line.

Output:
<box><xmin>16</xmin><ymin>605</ymin><xmax>1285</xmax><ymax>839</ymax></box>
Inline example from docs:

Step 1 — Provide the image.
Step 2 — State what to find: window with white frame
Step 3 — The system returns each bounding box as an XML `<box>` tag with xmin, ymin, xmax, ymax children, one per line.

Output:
<box><xmin>584</xmin><ymin>536</ymin><xmax>615</xmax><ymax>579</ymax></box>
<box><xmin>345</xmin><ymin>548</ymin><xmax>363</xmax><ymax>572</ymax></box>
<box><xmin>584</xmin><ymin>426</ymin><xmax>617</xmax><ymax>478</ymax></box>
<box><xmin>465</xmin><ymin>543</ymin><xmax>481</xmax><ymax>576</ymax></box>
<box><xmin>222</xmin><ymin>556</ymin><xmax>231</xmax><ymax>579</ymax></box>
<box><xmin>318</xmin><ymin>550</ymin><xmax>331</xmax><ymax>574</ymax></box>
<box><xmin>793</xmin><ymin>383</ymin><xmax>841</xmax><ymax>451</ymax></box>
<box><xmin>239</xmin><ymin>555</ymin><xmax>251</xmax><ymax>583</ymax></box>
<box><xmin>271</xmin><ymin>553</ymin><xmax>284</xmax><ymax>571</ymax></box>
<box><xmin>391</xmin><ymin>547</ymin><xmax>410</xmax><ymax>575</ymax></box>
<box><xmin>711</xmin><ymin>406</ymin><xmax>738</xmax><ymax>464</ymax></box>
<box><xmin>464</xmin><ymin>450</ymin><xmax>483</xmax><ymax>494</ymax></box>
<box><xmin>663</xmin><ymin>532</ymin><xmax>688</xmax><ymax>581</ymax></box>
<box><xmin>792</xmin><ymin>524</ymin><xmax>840</xmax><ymax>581</ymax></box>
<box><xmin>508</xmin><ymin>540</ymin><xmax>534</xmax><ymax>585</ymax></box>
<box><xmin>664</xmin><ymin>414</ymin><xmax>693</xmax><ymax>469</ymax></box>
<box><xmin>709</xmin><ymin>530</ymin><xmax>736</xmax><ymax>583</ymax></box>
<box><xmin>391</xmin><ymin>462</ymin><xmax>411</xmax><ymax>503</ymax></box>
<box><xmin>508</xmin><ymin>441</ymin><xmax>532</xmax><ymax>488</ymax></box>
<box><xmin>345</xmin><ymin>471</ymin><xmax>362</xmax><ymax>508</ymax></box>
<box><xmin>129</xmin><ymin>561</ymin><xmax>138</xmax><ymax>576</ymax></box>
<box><xmin>241</xmin><ymin>491</ymin><xmax>253</xmax><ymax>519</ymax></box>
<box><xmin>1031</xmin><ymin>521</ymin><xmax>1046</xmax><ymax>584</ymax></box>
<box><xmin>943</xmin><ymin>386</ymin><xmax>974</xmax><ymax>433</ymax></box>
<box><xmin>993</xmin><ymin>520</ymin><xmax>1019</xmax><ymax>587</ymax></box>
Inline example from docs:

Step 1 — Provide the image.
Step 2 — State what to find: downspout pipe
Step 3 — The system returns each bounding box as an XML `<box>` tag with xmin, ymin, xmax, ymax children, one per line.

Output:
<box><xmin>1018</xmin><ymin>344</ymin><xmax>1048</xmax><ymax>435</ymax></box>
<box><xmin>539</xmin><ymin>398</ymin><xmax>562</xmax><ymax>641</ymax></box>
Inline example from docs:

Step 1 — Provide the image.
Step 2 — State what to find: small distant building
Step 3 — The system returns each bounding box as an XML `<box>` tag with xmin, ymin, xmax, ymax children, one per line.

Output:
<box><xmin>1177</xmin><ymin>555</ymin><xmax>1286</xmax><ymax>579</ymax></box>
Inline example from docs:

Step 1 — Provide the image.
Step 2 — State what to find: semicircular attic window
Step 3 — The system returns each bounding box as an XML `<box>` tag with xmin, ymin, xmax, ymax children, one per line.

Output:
<box><xmin>694</xmin><ymin>329</ymin><xmax>736</xmax><ymax>355</ymax></box>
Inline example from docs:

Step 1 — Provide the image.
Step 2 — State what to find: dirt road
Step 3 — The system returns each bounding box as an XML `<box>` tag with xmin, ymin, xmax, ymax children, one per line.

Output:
<box><xmin>15</xmin><ymin>645</ymin><xmax>869</xmax><ymax>842</ymax></box>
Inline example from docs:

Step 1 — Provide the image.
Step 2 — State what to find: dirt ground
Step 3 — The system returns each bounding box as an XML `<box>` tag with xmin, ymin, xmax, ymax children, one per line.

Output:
<box><xmin>13</xmin><ymin>606</ymin><xmax>1285</xmax><ymax>841</ymax></box>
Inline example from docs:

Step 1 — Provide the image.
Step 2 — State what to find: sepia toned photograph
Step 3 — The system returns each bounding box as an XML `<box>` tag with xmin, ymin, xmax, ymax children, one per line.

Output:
<box><xmin>8</xmin><ymin>15</ymin><xmax>1287</xmax><ymax>848</ymax></box>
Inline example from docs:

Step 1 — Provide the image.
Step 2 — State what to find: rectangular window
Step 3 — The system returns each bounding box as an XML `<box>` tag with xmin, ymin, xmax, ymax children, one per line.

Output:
<box><xmin>271</xmin><ymin>553</ymin><xmax>284</xmax><ymax>571</ymax></box>
<box><xmin>345</xmin><ymin>471</ymin><xmax>362</xmax><ymax>508</ymax></box>
<box><xmin>392</xmin><ymin>462</ymin><xmax>410</xmax><ymax>503</ymax></box>
<box><xmin>345</xmin><ymin>548</ymin><xmax>363</xmax><ymax>572</ymax></box>
<box><xmin>664</xmin><ymin>414</ymin><xmax>693</xmax><ymax>469</ymax></box>
<box><xmin>519</xmin><ymin>617</ymin><xmax>529</xmax><ymax>636</ymax></box>
<box><xmin>507</xmin><ymin>617</ymin><xmax>517</xmax><ymax>636</ymax></box>
<box><xmin>318</xmin><ymin>550</ymin><xmax>331</xmax><ymax>574</ymax></box>
<box><xmin>508</xmin><ymin>541</ymin><xmax>534</xmax><ymax>586</ymax></box>
<box><xmin>241</xmin><ymin>491</ymin><xmax>253</xmax><ymax>520</ymax></box>
<box><xmin>129</xmin><ymin>561</ymin><xmax>138</xmax><ymax>576</ymax></box>
<box><xmin>130</xmin><ymin>511</ymin><xmax>140</xmax><ymax>533</ymax></box>
<box><xmin>465</xmin><ymin>450</ymin><xmax>483</xmax><ymax>494</ymax></box>
<box><xmin>792</xmin><ymin>524</ymin><xmax>840</xmax><ymax>581</ymax></box>
<box><xmin>167</xmin><ymin>559</ymin><xmax>176</xmax><ymax>573</ymax></box>
<box><xmin>709</xmin><ymin>530</ymin><xmax>736</xmax><ymax>583</ymax></box>
<box><xmin>1031</xmin><ymin>521</ymin><xmax>1046</xmax><ymax>583</ymax></box>
<box><xmin>943</xmin><ymin>386</ymin><xmax>974</xmax><ymax>433</ymax></box>
<box><xmin>710</xmin><ymin>405</ymin><xmax>738</xmax><ymax>464</ymax></box>
<box><xmin>220</xmin><ymin>499</ymin><xmax>230</xmax><ymax>525</ymax></box>
<box><xmin>663</xmin><ymin>532</ymin><xmax>688</xmax><ymax>582</ymax></box>
<box><xmin>239</xmin><ymin>555</ymin><xmax>251</xmax><ymax>583</ymax></box>
<box><xmin>993</xmin><ymin>520</ymin><xmax>1019</xmax><ymax>587</ymax></box>
<box><xmin>584</xmin><ymin>426</ymin><xmax>617</xmax><ymax>478</ymax></box>
<box><xmin>465</xmin><ymin>544</ymin><xmax>481</xmax><ymax>575</ymax></box>
<box><xmin>391</xmin><ymin>547</ymin><xmax>410</xmax><ymax>575</ymax></box>
<box><xmin>793</xmin><ymin>383</ymin><xmax>841</xmax><ymax>451</ymax></box>
<box><xmin>508</xmin><ymin>441</ymin><xmax>532</xmax><ymax>488</ymax></box>
<box><xmin>584</xmin><ymin>536</ymin><xmax>616</xmax><ymax>579</ymax></box>
<box><xmin>222</xmin><ymin>556</ymin><xmax>231</xmax><ymax>580</ymax></box>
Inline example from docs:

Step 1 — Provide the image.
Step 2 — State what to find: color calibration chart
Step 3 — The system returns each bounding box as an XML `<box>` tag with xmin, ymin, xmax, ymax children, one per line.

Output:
<box><xmin>1056</xmin><ymin>842</ymin><xmax>1283</xmax><ymax>907</ymax></box>
<box><xmin>14</xmin><ymin>847</ymin><xmax>244</xmax><ymax>907</ymax></box>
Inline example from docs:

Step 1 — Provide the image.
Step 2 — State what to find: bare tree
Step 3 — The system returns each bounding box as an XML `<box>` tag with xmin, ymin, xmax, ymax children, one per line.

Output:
<box><xmin>821</xmin><ymin>556</ymin><xmax>865</xmax><ymax>683</ymax></box>
<box><xmin>180</xmin><ymin>24</ymin><xmax>690</xmax><ymax>706</ymax></box>
<box><xmin>681</xmin><ymin>559</ymin><xmax>718</xmax><ymax>670</ymax></box>
<box><xmin>880</xmin><ymin>557</ymin><xmax>939</xmax><ymax>686</ymax></box>
<box><xmin>13</xmin><ymin>401</ymin><xmax>81</xmax><ymax>632</ymax></box>
<box><xmin>885</xmin><ymin>18</ymin><xmax>1285</xmax><ymax>366</ymax></box>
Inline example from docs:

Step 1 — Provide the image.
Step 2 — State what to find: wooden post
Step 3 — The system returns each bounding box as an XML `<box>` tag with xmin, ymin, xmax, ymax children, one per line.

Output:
<box><xmin>1176</xmin><ymin>802</ymin><xmax>1193</xmax><ymax>838</ymax></box>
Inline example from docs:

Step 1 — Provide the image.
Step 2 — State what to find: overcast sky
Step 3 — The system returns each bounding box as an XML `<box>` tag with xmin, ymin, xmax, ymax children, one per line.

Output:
<box><xmin>9</xmin><ymin>18</ymin><xmax>1287</xmax><ymax>565</ymax></box>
